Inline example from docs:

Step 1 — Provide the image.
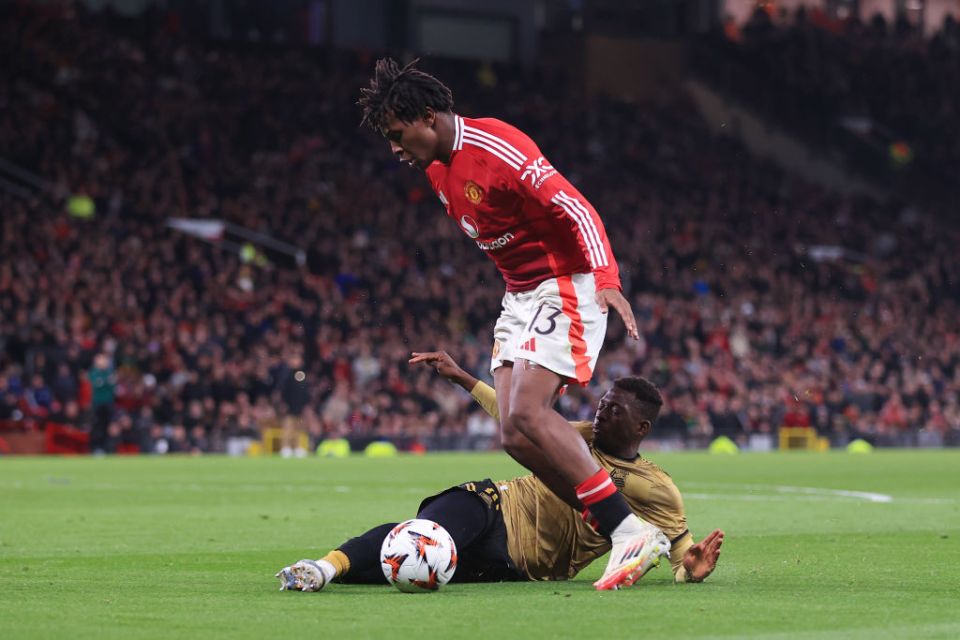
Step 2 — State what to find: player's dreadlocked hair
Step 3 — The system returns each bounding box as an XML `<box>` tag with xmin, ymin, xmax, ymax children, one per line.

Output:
<box><xmin>613</xmin><ymin>377</ymin><xmax>663</xmax><ymax>422</ymax></box>
<box><xmin>358</xmin><ymin>57</ymin><xmax>454</xmax><ymax>132</ymax></box>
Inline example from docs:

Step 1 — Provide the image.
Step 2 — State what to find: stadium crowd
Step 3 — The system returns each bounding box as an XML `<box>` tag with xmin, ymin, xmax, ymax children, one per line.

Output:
<box><xmin>696</xmin><ymin>6</ymin><xmax>960</xmax><ymax>195</ymax></box>
<box><xmin>1</xmin><ymin>5</ymin><xmax>958</xmax><ymax>454</ymax></box>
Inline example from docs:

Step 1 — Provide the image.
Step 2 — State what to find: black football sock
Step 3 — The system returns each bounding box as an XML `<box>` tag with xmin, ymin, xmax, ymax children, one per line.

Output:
<box><xmin>336</xmin><ymin>522</ymin><xmax>397</xmax><ymax>584</ymax></box>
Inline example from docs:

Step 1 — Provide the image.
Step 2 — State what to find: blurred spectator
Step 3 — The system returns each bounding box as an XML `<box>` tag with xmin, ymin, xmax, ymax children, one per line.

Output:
<box><xmin>277</xmin><ymin>353</ymin><xmax>311</xmax><ymax>457</ymax></box>
<box><xmin>88</xmin><ymin>353</ymin><xmax>116</xmax><ymax>453</ymax></box>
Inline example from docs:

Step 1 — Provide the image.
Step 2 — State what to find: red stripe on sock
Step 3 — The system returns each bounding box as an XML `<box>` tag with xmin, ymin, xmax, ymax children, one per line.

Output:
<box><xmin>580</xmin><ymin>480</ymin><xmax>616</xmax><ymax>505</ymax></box>
<box><xmin>576</xmin><ymin>469</ymin><xmax>617</xmax><ymax>506</ymax></box>
<box><xmin>575</xmin><ymin>469</ymin><xmax>607</xmax><ymax>494</ymax></box>
<box><xmin>581</xmin><ymin>509</ymin><xmax>601</xmax><ymax>533</ymax></box>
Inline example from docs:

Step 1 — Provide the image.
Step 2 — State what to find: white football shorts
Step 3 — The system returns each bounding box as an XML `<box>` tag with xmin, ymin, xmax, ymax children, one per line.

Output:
<box><xmin>490</xmin><ymin>272</ymin><xmax>607</xmax><ymax>384</ymax></box>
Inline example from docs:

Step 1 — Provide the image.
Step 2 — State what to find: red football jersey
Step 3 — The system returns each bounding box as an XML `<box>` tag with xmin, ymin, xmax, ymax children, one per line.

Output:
<box><xmin>425</xmin><ymin>115</ymin><xmax>621</xmax><ymax>293</ymax></box>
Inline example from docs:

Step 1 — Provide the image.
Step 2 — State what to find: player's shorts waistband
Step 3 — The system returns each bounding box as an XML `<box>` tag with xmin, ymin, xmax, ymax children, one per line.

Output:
<box><xmin>417</xmin><ymin>478</ymin><xmax>503</xmax><ymax>515</ymax></box>
<box><xmin>503</xmin><ymin>272</ymin><xmax>592</xmax><ymax>295</ymax></box>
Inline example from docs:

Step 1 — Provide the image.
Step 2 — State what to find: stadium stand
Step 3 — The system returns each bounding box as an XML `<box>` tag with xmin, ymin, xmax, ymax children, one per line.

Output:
<box><xmin>1</xmin><ymin>4</ymin><xmax>958</xmax><ymax>454</ymax></box>
<box><xmin>692</xmin><ymin>6</ymin><xmax>960</xmax><ymax>197</ymax></box>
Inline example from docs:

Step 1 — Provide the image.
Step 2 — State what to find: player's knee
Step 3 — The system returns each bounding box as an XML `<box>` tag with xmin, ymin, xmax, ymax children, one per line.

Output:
<box><xmin>500</xmin><ymin>421</ymin><xmax>527</xmax><ymax>455</ymax></box>
<box><xmin>504</xmin><ymin>405</ymin><xmax>543</xmax><ymax>441</ymax></box>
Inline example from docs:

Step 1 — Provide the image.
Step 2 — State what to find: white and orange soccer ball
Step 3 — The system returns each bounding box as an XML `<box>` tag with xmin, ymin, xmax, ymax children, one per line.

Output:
<box><xmin>380</xmin><ymin>518</ymin><xmax>457</xmax><ymax>593</ymax></box>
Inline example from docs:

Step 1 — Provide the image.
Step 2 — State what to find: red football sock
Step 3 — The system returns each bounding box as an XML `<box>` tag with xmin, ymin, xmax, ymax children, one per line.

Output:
<box><xmin>575</xmin><ymin>469</ymin><xmax>632</xmax><ymax>537</ymax></box>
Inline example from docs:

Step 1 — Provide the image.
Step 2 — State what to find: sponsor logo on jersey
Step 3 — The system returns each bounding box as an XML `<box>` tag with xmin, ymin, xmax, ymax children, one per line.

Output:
<box><xmin>521</xmin><ymin>157</ymin><xmax>557</xmax><ymax>190</ymax></box>
<box><xmin>476</xmin><ymin>232</ymin><xmax>515</xmax><ymax>251</ymax></box>
<box><xmin>464</xmin><ymin>180</ymin><xmax>484</xmax><ymax>204</ymax></box>
<box><xmin>459</xmin><ymin>215</ymin><xmax>480</xmax><ymax>239</ymax></box>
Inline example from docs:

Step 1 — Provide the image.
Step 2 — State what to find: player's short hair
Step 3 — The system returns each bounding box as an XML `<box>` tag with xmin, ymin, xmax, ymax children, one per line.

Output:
<box><xmin>358</xmin><ymin>57</ymin><xmax>454</xmax><ymax>132</ymax></box>
<box><xmin>613</xmin><ymin>376</ymin><xmax>663</xmax><ymax>423</ymax></box>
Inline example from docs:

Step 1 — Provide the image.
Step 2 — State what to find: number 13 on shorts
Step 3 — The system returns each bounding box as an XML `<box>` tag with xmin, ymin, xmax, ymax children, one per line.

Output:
<box><xmin>490</xmin><ymin>273</ymin><xmax>608</xmax><ymax>385</ymax></box>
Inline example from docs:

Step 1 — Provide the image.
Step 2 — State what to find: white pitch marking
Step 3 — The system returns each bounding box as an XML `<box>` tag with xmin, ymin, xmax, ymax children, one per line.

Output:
<box><xmin>684</xmin><ymin>493</ymin><xmax>838</xmax><ymax>503</ymax></box>
<box><xmin>680</xmin><ymin>482</ymin><xmax>956</xmax><ymax>504</ymax></box>
<box><xmin>772</xmin><ymin>485</ymin><xmax>892</xmax><ymax>503</ymax></box>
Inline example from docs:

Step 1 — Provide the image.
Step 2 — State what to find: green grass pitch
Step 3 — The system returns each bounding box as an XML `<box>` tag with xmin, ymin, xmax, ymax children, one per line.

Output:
<box><xmin>2</xmin><ymin>451</ymin><xmax>959</xmax><ymax>639</ymax></box>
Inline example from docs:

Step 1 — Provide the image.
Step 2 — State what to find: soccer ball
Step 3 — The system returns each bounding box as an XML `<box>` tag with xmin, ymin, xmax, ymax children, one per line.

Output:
<box><xmin>380</xmin><ymin>518</ymin><xmax>457</xmax><ymax>592</ymax></box>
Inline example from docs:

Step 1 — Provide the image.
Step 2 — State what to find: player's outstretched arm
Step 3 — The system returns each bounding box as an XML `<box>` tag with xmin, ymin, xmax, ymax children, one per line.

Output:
<box><xmin>680</xmin><ymin>529</ymin><xmax>724</xmax><ymax>583</ymax></box>
<box><xmin>409</xmin><ymin>351</ymin><xmax>501</xmax><ymax>421</ymax></box>
<box><xmin>409</xmin><ymin>351</ymin><xmax>590</xmax><ymax>440</ymax></box>
<box><xmin>409</xmin><ymin>351</ymin><xmax>478</xmax><ymax>390</ymax></box>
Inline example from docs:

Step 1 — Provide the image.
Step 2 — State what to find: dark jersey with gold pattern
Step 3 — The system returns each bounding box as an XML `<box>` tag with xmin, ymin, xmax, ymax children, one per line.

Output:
<box><xmin>498</xmin><ymin>422</ymin><xmax>693</xmax><ymax>581</ymax></box>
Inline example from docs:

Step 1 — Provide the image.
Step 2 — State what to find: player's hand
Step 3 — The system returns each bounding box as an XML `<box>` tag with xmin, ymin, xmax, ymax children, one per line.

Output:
<box><xmin>409</xmin><ymin>351</ymin><xmax>468</xmax><ymax>384</ymax></box>
<box><xmin>682</xmin><ymin>529</ymin><xmax>724</xmax><ymax>582</ymax></box>
<box><xmin>596</xmin><ymin>288</ymin><xmax>639</xmax><ymax>340</ymax></box>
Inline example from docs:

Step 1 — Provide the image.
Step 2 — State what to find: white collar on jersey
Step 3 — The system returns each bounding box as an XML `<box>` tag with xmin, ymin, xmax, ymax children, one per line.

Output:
<box><xmin>452</xmin><ymin>114</ymin><xmax>465</xmax><ymax>152</ymax></box>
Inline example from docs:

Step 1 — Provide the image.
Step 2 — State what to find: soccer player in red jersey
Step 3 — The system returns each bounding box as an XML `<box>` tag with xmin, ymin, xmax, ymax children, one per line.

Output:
<box><xmin>358</xmin><ymin>58</ymin><xmax>667</xmax><ymax>589</ymax></box>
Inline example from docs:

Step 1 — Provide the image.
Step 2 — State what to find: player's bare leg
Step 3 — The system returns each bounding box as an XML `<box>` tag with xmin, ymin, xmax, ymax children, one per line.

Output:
<box><xmin>504</xmin><ymin>359</ymin><xmax>670</xmax><ymax>590</ymax></box>
<box><xmin>497</xmin><ymin>361</ymin><xmax>593</xmax><ymax>506</ymax></box>
<box><xmin>493</xmin><ymin>364</ymin><xmax>580</xmax><ymax>508</ymax></box>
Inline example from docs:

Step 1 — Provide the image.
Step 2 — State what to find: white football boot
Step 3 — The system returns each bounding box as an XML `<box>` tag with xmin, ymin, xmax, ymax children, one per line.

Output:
<box><xmin>275</xmin><ymin>560</ymin><xmax>329</xmax><ymax>592</ymax></box>
<box><xmin>594</xmin><ymin>521</ymin><xmax>671</xmax><ymax>590</ymax></box>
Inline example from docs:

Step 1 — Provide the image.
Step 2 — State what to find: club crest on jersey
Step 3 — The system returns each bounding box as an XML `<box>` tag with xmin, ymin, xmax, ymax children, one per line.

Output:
<box><xmin>521</xmin><ymin>157</ymin><xmax>557</xmax><ymax>190</ymax></box>
<box><xmin>610</xmin><ymin>469</ymin><xmax>627</xmax><ymax>490</ymax></box>
<box><xmin>464</xmin><ymin>181</ymin><xmax>484</xmax><ymax>204</ymax></box>
<box><xmin>459</xmin><ymin>215</ymin><xmax>480</xmax><ymax>239</ymax></box>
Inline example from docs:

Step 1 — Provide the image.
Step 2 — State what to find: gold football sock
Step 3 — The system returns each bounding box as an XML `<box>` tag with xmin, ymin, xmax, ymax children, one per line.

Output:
<box><xmin>322</xmin><ymin>550</ymin><xmax>350</xmax><ymax>577</ymax></box>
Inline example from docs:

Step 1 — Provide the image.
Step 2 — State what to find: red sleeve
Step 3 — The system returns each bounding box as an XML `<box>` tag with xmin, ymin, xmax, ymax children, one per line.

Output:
<box><xmin>510</xmin><ymin>151</ymin><xmax>622</xmax><ymax>292</ymax></box>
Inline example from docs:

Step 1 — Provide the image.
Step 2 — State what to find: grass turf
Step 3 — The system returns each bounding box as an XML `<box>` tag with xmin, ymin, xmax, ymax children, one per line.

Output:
<box><xmin>1</xmin><ymin>451</ymin><xmax>959</xmax><ymax>639</ymax></box>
